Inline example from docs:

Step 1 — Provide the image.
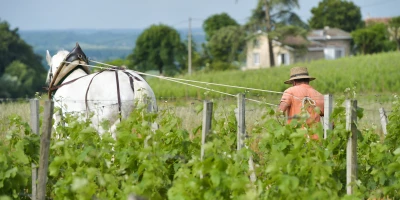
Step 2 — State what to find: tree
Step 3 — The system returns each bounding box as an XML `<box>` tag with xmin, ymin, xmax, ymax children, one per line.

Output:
<box><xmin>207</xmin><ymin>26</ymin><xmax>246</xmax><ymax>64</ymax></box>
<box><xmin>388</xmin><ymin>16</ymin><xmax>400</xmax><ymax>51</ymax></box>
<box><xmin>351</xmin><ymin>23</ymin><xmax>396</xmax><ymax>55</ymax></box>
<box><xmin>270</xmin><ymin>25</ymin><xmax>309</xmax><ymax>57</ymax></box>
<box><xmin>202</xmin><ymin>13</ymin><xmax>239</xmax><ymax>42</ymax></box>
<box><xmin>0</xmin><ymin>20</ymin><xmax>45</xmax><ymax>74</ymax></box>
<box><xmin>309</xmin><ymin>0</ymin><xmax>363</xmax><ymax>32</ymax></box>
<box><xmin>245</xmin><ymin>0</ymin><xmax>307</xmax><ymax>67</ymax></box>
<box><xmin>128</xmin><ymin>24</ymin><xmax>185</xmax><ymax>75</ymax></box>
<box><xmin>1</xmin><ymin>61</ymin><xmax>37</xmax><ymax>97</ymax></box>
<box><xmin>0</xmin><ymin>19</ymin><xmax>46</xmax><ymax>98</ymax></box>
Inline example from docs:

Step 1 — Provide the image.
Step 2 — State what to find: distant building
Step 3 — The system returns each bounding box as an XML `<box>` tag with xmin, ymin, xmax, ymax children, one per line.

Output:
<box><xmin>307</xmin><ymin>27</ymin><xmax>352</xmax><ymax>60</ymax></box>
<box><xmin>364</xmin><ymin>16</ymin><xmax>398</xmax><ymax>44</ymax></box>
<box><xmin>245</xmin><ymin>27</ymin><xmax>352</xmax><ymax>70</ymax></box>
<box><xmin>246</xmin><ymin>32</ymin><xmax>299</xmax><ymax>69</ymax></box>
<box><xmin>365</xmin><ymin>17</ymin><xmax>391</xmax><ymax>26</ymax></box>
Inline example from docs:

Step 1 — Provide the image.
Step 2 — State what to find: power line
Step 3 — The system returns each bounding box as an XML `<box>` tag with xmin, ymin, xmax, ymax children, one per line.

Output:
<box><xmin>191</xmin><ymin>18</ymin><xmax>205</xmax><ymax>21</ymax></box>
<box><xmin>170</xmin><ymin>20</ymin><xmax>188</xmax><ymax>27</ymax></box>
<box><xmin>360</xmin><ymin>0</ymin><xmax>397</xmax><ymax>8</ymax></box>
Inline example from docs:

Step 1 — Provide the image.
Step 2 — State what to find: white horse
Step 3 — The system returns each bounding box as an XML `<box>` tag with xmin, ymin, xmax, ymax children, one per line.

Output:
<box><xmin>46</xmin><ymin>44</ymin><xmax>157</xmax><ymax>139</ymax></box>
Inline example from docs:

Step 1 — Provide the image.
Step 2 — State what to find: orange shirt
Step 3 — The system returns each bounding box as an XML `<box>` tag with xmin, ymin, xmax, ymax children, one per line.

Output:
<box><xmin>280</xmin><ymin>84</ymin><xmax>324</xmax><ymax>125</ymax></box>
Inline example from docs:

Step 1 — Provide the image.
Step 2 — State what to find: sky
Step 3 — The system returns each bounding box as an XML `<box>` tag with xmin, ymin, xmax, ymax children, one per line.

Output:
<box><xmin>0</xmin><ymin>0</ymin><xmax>399</xmax><ymax>31</ymax></box>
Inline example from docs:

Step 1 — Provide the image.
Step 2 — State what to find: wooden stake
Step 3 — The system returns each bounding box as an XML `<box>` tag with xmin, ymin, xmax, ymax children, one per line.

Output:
<box><xmin>30</xmin><ymin>99</ymin><xmax>39</xmax><ymax>200</ymax></box>
<box><xmin>379</xmin><ymin>107</ymin><xmax>388</xmax><ymax>135</ymax></box>
<box><xmin>346</xmin><ymin>100</ymin><xmax>357</xmax><ymax>195</ymax></box>
<box><xmin>235</xmin><ymin>94</ymin><xmax>256</xmax><ymax>182</ymax></box>
<box><xmin>201</xmin><ymin>101</ymin><xmax>213</xmax><ymax>160</ymax></box>
<box><xmin>237</xmin><ymin>93</ymin><xmax>245</xmax><ymax>151</ymax></box>
<box><xmin>37</xmin><ymin>100</ymin><xmax>54</xmax><ymax>200</ymax></box>
<box><xmin>323</xmin><ymin>94</ymin><xmax>333</xmax><ymax>139</ymax></box>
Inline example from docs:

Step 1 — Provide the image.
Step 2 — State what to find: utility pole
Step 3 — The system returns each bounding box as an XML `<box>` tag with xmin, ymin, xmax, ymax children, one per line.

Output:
<box><xmin>188</xmin><ymin>17</ymin><xmax>192</xmax><ymax>75</ymax></box>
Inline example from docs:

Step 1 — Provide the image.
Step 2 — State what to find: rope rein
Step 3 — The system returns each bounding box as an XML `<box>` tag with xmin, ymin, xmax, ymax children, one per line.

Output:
<box><xmin>63</xmin><ymin>61</ymin><xmax>279</xmax><ymax>106</ymax></box>
<box><xmin>87</xmin><ymin>60</ymin><xmax>284</xmax><ymax>95</ymax></box>
<box><xmin>301</xmin><ymin>97</ymin><xmax>316</xmax><ymax>109</ymax></box>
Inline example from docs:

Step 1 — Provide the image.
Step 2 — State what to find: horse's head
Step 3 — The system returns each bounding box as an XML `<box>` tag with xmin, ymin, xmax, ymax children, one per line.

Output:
<box><xmin>46</xmin><ymin>44</ymin><xmax>91</xmax><ymax>85</ymax></box>
<box><xmin>46</xmin><ymin>50</ymin><xmax>69</xmax><ymax>85</ymax></box>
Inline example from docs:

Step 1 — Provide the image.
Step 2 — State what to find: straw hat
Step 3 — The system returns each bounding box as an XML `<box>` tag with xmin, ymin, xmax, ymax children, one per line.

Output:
<box><xmin>284</xmin><ymin>67</ymin><xmax>316</xmax><ymax>84</ymax></box>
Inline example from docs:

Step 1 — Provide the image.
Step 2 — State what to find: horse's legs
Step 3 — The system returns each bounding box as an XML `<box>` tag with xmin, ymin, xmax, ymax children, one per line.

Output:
<box><xmin>53</xmin><ymin>109</ymin><xmax>63</xmax><ymax>139</ymax></box>
<box><xmin>110</xmin><ymin>120</ymin><xmax>120</xmax><ymax>140</ymax></box>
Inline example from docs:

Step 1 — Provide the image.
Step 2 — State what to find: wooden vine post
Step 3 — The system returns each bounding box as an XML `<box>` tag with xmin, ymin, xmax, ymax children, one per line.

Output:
<box><xmin>236</xmin><ymin>93</ymin><xmax>246</xmax><ymax>150</ymax></box>
<box><xmin>346</xmin><ymin>99</ymin><xmax>358</xmax><ymax>195</ymax></box>
<box><xmin>37</xmin><ymin>100</ymin><xmax>54</xmax><ymax>200</ymax></box>
<box><xmin>236</xmin><ymin>93</ymin><xmax>256</xmax><ymax>183</ymax></box>
<box><xmin>379</xmin><ymin>107</ymin><xmax>388</xmax><ymax>136</ymax></box>
<box><xmin>30</xmin><ymin>99</ymin><xmax>40</xmax><ymax>200</ymax></box>
<box><xmin>323</xmin><ymin>94</ymin><xmax>333</xmax><ymax>139</ymax></box>
<box><xmin>201</xmin><ymin>100</ymin><xmax>213</xmax><ymax>160</ymax></box>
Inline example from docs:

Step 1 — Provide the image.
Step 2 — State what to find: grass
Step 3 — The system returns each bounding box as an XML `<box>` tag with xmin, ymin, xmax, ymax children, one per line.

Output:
<box><xmin>0</xmin><ymin>101</ymin><xmax>30</xmax><ymax>140</ymax></box>
<box><xmin>0</xmin><ymin>101</ymin><xmax>30</xmax><ymax>121</ymax></box>
<box><xmin>148</xmin><ymin>51</ymin><xmax>400</xmax><ymax>99</ymax></box>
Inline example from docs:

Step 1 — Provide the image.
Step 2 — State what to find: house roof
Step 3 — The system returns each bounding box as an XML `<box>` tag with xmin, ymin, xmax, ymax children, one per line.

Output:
<box><xmin>272</xmin><ymin>40</ymin><xmax>295</xmax><ymax>51</ymax></box>
<box><xmin>250</xmin><ymin>31</ymin><xmax>327</xmax><ymax>51</ymax></box>
<box><xmin>281</xmin><ymin>35</ymin><xmax>325</xmax><ymax>50</ymax></box>
<box><xmin>307</xmin><ymin>27</ymin><xmax>352</xmax><ymax>40</ymax></box>
<box><xmin>365</xmin><ymin>17</ymin><xmax>391</xmax><ymax>26</ymax></box>
<box><xmin>308</xmin><ymin>40</ymin><xmax>325</xmax><ymax>48</ymax></box>
<box><xmin>281</xmin><ymin>35</ymin><xmax>308</xmax><ymax>46</ymax></box>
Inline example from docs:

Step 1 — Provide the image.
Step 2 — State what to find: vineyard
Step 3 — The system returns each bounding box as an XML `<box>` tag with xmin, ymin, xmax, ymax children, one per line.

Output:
<box><xmin>0</xmin><ymin>93</ymin><xmax>400</xmax><ymax>199</ymax></box>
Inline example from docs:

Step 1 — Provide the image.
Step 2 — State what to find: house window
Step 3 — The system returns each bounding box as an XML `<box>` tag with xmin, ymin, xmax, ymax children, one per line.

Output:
<box><xmin>278</xmin><ymin>53</ymin><xmax>290</xmax><ymax>66</ymax></box>
<box><xmin>253</xmin><ymin>39</ymin><xmax>260</xmax><ymax>48</ymax></box>
<box><xmin>335</xmin><ymin>49</ymin><xmax>343</xmax><ymax>58</ymax></box>
<box><xmin>281</xmin><ymin>54</ymin><xmax>286</xmax><ymax>64</ymax></box>
<box><xmin>253</xmin><ymin>53</ymin><xmax>260</xmax><ymax>65</ymax></box>
<box><xmin>325</xmin><ymin>47</ymin><xmax>345</xmax><ymax>60</ymax></box>
<box><xmin>312</xmin><ymin>30</ymin><xmax>324</xmax><ymax>36</ymax></box>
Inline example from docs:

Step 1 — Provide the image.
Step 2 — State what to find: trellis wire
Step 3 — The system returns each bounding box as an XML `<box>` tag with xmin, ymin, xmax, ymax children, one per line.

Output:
<box><xmin>65</xmin><ymin>61</ymin><xmax>279</xmax><ymax>106</ymax></box>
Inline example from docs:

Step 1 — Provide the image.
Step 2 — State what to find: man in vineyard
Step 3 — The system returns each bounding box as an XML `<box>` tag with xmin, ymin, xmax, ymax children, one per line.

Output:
<box><xmin>278</xmin><ymin>67</ymin><xmax>324</xmax><ymax>138</ymax></box>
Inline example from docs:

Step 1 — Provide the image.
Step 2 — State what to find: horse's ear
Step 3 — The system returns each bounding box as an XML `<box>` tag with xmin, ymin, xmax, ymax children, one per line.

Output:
<box><xmin>46</xmin><ymin>50</ymin><xmax>52</xmax><ymax>66</ymax></box>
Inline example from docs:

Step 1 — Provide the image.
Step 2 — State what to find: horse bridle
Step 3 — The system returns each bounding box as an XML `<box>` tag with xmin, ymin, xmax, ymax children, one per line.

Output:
<box><xmin>48</xmin><ymin>65</ymin><xmax>53</xmax><ymax>86</ymax></box>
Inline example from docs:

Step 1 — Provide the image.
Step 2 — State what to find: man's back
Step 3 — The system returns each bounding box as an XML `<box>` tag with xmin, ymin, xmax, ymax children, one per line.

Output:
<box><xmin>280</xmin><ymin>84</ymin><xmax>324</xmax><ymax>125</ymax></box>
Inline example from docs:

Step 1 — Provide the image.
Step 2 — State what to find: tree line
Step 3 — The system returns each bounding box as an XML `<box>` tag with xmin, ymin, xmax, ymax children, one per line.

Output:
<box><xmin>1</xmin><ymin>0</ymin><xmax>399</xmax><ymax>98</ymax></box>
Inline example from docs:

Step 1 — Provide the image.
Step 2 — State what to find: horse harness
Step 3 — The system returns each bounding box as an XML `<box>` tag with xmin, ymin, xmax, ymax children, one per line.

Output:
<box><xmin>47</xmin><ymin>43</ymin><xmax>141</xmax><ymax>120</ymax></box>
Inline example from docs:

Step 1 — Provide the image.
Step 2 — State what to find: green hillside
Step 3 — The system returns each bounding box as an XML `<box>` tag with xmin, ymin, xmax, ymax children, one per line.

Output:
<box><xmin>19</xmin><ymin>28</ymin><xmax>206</xmax><ymax>63</ymax></box>
<box><xmin>148</xmin><ymin>52</ymin><xmax>400</xmax><ymax>100</ymax></box>
<box><xmin>20</xmin><ymin>29</ymin><xmax>139</xmax><ymax>63</ymax></box>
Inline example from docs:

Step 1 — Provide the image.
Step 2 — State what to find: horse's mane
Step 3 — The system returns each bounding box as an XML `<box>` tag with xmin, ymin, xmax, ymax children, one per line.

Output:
<box><xmin>52</xmin><ymin>50</ymin><xmax>70</xmax><ymax>68</ymax></box>
<box><xmin>46</xmin><ymin>50</ymin><xmax>69</xmax><ymax>84</ymax></box>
